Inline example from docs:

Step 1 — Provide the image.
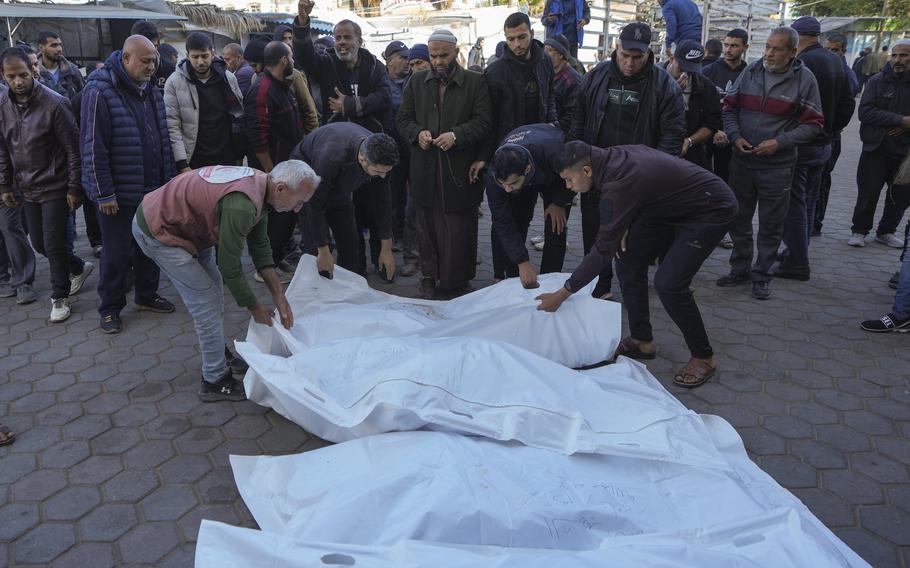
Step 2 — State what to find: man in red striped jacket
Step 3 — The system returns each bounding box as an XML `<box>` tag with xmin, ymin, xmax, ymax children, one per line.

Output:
<box><xmin>716</xmin><ymin>26</ymin><xmax>823</xmax><ymax>301</ymax></box>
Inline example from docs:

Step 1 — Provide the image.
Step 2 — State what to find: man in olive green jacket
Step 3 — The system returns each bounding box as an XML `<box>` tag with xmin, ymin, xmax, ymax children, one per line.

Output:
<box><xmin>396</xmin><ymin>29</ymin><xmax>492</xmax><ymax>299</ymax></box>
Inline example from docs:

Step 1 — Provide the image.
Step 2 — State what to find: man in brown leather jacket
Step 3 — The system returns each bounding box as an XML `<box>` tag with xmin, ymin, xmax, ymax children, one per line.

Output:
<box><xmin>0</xmin><ymin>46</ymin><xmax>92</xmax><ymax>323</ymax></box>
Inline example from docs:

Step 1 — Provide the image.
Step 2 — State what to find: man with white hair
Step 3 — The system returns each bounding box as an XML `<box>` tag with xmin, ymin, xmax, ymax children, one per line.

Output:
<box><xmin>132</xmin><ymin>162</ymin><xmax>321</xmax><ymax>402</ymax></box>
<box><xmin>717</xmin><ymin>26</ymin><xmax>823</xmax><ymax>301</ymax></box>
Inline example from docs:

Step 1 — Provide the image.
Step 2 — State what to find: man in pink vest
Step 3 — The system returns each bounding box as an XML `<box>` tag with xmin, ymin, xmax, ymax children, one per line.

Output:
<box><xmin>132</xmin><ymin>161</ymin><xmax>320</xmax><ymax>402</ymax></box>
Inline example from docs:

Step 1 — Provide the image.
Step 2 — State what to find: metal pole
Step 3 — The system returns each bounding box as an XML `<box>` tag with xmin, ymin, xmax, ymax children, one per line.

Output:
<box><xmin>701</xmin><ymin>0</ymin><xmax>710</xmax><ymax>44</ymax></box>
<box><xmin>875</xmin><ymin>0</ymin><xmax>888</xmax><ymax>52</ymax></box>
<box><xmin>5</xmin><ymin>17</ymin><xmax>12</xmax><ymax>48</ymax></box>
<box><xmin>603</xmin><ymin>0</ymin><xmax>612</xmax><ymax>59</ymax></box>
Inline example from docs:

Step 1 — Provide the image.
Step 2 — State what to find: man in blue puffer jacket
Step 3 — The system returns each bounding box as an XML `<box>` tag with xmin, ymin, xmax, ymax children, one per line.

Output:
<box><xmin>80</xmin><ymin>35</ymin><xmax>177</xmax><ymax>335</ymax></box>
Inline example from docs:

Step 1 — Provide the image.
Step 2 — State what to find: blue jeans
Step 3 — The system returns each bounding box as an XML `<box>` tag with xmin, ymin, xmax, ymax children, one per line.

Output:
<box><xmin>132</xmin><ymin>220</ymin><xmax>228</xmax><ymax>382</ymax></box>
<box><xmin>782</xmin><ymin>144</ymin><xmax>831</xmax><ymax>267</ymax></box>
<box><xmin>893</xmin><ymin>224</ymin><xmax>910</xmax><ymax>319</ymax></box>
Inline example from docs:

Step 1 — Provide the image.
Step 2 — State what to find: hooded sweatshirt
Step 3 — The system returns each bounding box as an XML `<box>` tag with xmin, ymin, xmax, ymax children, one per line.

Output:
<box><xmin>722</xmin><ymin>57</ymin><xmax>824</xmax><ymax>169</ymax></box>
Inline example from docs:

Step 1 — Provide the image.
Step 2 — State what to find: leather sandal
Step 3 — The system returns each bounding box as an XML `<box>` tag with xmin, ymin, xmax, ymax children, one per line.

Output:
<box><xmin>612</xmin><ymin>337</ymin><xmax>657</xmax><ymax>361</ymax></box>
<box><xmin>0</xmin><ymin>422</ymin><xmax>16</xmax><ymax>447</ymax></box>
<box><xmin>673</xmin><ymin>358</ymin><xmax>717</xmax><ymax>389</ymax></box>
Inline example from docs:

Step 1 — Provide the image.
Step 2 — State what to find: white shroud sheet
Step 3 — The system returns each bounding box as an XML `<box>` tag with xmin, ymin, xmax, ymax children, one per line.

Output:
<box><xmin>195</xmin><ymin>416</ymin><xmax>868</xmax><ymax>567</ymax></box>
<box><xmin>244</xmin><ymin>257</ymin><xmax>622</xmax><ymax>368</ymax></box>
<box><xmin>237</xmin><ymin>339</ymin><xmax>727</xmax><ymax>467</ymax></box>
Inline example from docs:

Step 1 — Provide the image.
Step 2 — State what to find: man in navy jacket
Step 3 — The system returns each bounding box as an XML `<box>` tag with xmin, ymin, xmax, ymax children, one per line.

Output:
<box><xmin>81</xmin><ymin>35</ymin><xmax>177</xmax><ymax>334</ymax></box>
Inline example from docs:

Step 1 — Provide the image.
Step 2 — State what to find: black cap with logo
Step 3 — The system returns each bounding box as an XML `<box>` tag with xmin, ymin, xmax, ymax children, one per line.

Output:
<box><xmin>619</xmin><ymin>22</ymin><xmax>652</xmax><ymax>52</ymax></box>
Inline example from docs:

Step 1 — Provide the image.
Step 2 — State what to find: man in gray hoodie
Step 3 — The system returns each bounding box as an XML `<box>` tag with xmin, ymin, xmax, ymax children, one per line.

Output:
<box><xmin>716</xmin><ymin>26</ymin><xmax>823</xmax><ymax>301</ymax></box>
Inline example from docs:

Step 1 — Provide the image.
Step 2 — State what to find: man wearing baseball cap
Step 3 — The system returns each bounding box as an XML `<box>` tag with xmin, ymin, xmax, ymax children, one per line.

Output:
<box><xmin>774</xmin><ymin>16</ymin><xmax>854</xmax><ymax>281</ymax></box>
<box><xmin>569</xmin><ymin>21</ymin><xmax>685</xmax><ymax>299</ymax></box>
<box><xmin>666</xmin><ymin>39</ymin><xmax>721</xmax><ymax>170</ymax></box>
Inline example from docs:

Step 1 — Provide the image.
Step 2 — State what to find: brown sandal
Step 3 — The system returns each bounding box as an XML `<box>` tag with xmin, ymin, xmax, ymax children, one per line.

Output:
<box><xmin>673</xmin><ymin>358</ymin><xmax>716</xmax><ymax>389</ymax></box>
<box><xmin>0</xmin><ymin>422</ymin><xmax>15</xmax><ymax>447</ymax></box>
<box><xmin>612</xmin><ymin>337</ymin><xmax>657</xmax><ymax>361</ymax></box>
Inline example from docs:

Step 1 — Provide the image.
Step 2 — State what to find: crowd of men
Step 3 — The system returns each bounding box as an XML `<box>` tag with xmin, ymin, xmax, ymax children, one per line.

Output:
<box><xmin>0</xmin><ymin>0</ymin><xmax>909</xmax><ymax>416</ymax></box>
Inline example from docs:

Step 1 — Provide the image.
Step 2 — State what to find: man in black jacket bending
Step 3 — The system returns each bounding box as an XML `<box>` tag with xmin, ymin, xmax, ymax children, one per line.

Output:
<box><xmin>569</xmin><ymin>22</ymin><xmax>686</xmax><ymax>300</ymax></box>
<box><xmin>485</xmin><ymin>124</ymin><xmax>573</xmax><ymax>289</ymax></box>
<box><xmin>536</xmin><ymin>141</ymin><xmax>737</xmax><ymax>389</ymax></box>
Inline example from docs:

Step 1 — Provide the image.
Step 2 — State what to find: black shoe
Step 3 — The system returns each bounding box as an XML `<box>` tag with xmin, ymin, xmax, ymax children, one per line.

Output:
<box><xmin>890</xmin><ymin>271</ymin><xmax>900</xmax><ymax>290</ymax></box>
<box><xmin>716</xmin><ymin>273</ymin><xmax>749</xmax><ymax>287</ymax></box>
<box><xmin>752</xmin><ymin>281</ymin><xmax>771</xmax><ymax>300</ymax></box>
<box><xmin>419</xmin><ymin>277</ymin><xmax>436</xmax><ymax>300</ymax></box>
<box><xmin>225</xmin><ymin>345</ymin><xmax>248</xmax><ymax>374</ymax></box>
<box><xmin>772</xmin><ymin>263</ymin><xmax>810</xmax><ymax>281</ymax></box>
<box><xmin>860</xmin><ymin>312</ymin><xmax>910</xmax><ymax>333</ymax></box>
<box><xmin>136</xmin><ymin>295</ymin><xmax>176</xmax><ymax>313</ymax></box>
<box><xmin>199</xmin><ymin>370</ymin><xmax>247</xmax><ymax>402</ymax></box>
<box><xmin>100</xmin><ymin>312</ymin><xmax>122</xmax><ymax>334</ymax></box>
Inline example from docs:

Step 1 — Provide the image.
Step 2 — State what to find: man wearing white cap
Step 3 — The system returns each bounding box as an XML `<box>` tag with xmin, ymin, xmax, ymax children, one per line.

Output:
<box><xmin>397</xmin><ymin>29</ymin><xmax>492</xmax><ymax>299</ymax></box>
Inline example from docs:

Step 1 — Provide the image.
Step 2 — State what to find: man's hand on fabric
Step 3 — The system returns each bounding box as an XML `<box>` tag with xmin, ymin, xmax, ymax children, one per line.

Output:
<box><xmin>249</xmin><ymin>303</ymin><xmax>274</xmax><ymax>326</ymax></box>
<box><xmin>536</xmin><ymin>287</ymin><xmax>571</xmax><ymax>312</ymax></box>
<box><xmin>274</xmin><ymin>294</ymin><xmax>294</xmax><ymax>329</ymax></box>
<box><xmin>317</xmin><ymin>246</ymin><xmax>334</xmax><ymax>278</ymax></box>
<box><xmin>518</xmin><ymin>261</ymin><xmax>539</xmax><ymax>289</ymax></box>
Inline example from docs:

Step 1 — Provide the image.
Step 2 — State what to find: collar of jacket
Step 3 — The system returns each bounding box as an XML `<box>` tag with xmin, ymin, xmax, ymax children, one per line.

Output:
<box><xmin>1</xmin><ymin>80</ymin><xmax>49</xmax><ymax>108</ymax></box>
<box><xmin>105</xmin><ymin>51</ymin><xmax>151</xmax><ymax>99</ymax></box>
<box><xmin>37</xmin><ymin>55</ymin><xmax>75</xmax><ymax>78</ymax></box>
<box><xmin>750</xmin><ymin>56</ymin><xmax>805</xmax><ymax>79</ymax></box>
<box><xmin>502</xmin><ymin>39</ymin><xmax>545</xmax><ymax>66</ymax></box>
<box><xmin>423</xmin><ymin>63</ymin><xmax>466</xmax><ymax>86</ymax></box>
<box><xmin>608</xmin><ymin>49</ymin><xmax>655</xmax><ymax>84</ymax></box>
<box><xmin>881</xmin><ymin>62</ymin><xmax>909</xmax><ymax>83</ymax></box>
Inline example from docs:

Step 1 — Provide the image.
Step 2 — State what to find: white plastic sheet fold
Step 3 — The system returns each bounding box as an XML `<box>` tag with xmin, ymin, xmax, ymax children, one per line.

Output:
<box><xmin>245</xmin><ymin>257</ymin><xmax>622</xmax><ymax>368</ymax></box>
<box><xmin>237</xmin><ymin>340</ymin><xmax>726</xmax><ymax>467</ymax></box>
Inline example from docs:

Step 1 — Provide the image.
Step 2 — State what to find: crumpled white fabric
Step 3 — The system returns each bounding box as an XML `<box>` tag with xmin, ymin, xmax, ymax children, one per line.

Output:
<box><xmin>195</xmin><ymin>509</ymin><xmax>864</xmax><ymax>568</ymax></box>
<box><xmin>245</xmin><ymin>257</ymin><xmax>621</xmax><ymax>368</ymax></box>
<box><xmin>237</xmin><ymin>339</ymin><xmax>726</xmax><ymax>467</ymax></box>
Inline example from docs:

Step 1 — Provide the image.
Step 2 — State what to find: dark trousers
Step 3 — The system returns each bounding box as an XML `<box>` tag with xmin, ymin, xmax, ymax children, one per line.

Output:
<box><xmin>0</xmin><ymin>202</ymin><xmax>36</xmax><ymax>289</ymax></box>
<box><xmin>82</xmin><ymin>201</ymin><xmax>103</xmax><ymax>248</ymax></box>
<box><xmin>616</xmin><ymin>218</ymin><xmax>729</xmax><ymax>359</ymax></box>
<box><xmin>353</xmin><ymin>188</ymin><xmax>381</xmax><ymax>273</ymax></box>
<box><xmin>268</xmin><ymin>211</ymin><xmax>298</xmax><ymax>265</ymax></box>
<box><xmin>300</xmin><ymin>196</ymin><xmax>362</xmax><ymax>274</ymax></box>
<box><xmin>23</xmin><ymin>199</ymin><xmax>84</xmax><ymax>299</ymax></box>
<box><xmin>415</xmin><ymin>204</ymin><xmax>477</xmax><ymax>291</ymax></box>
<box><xmin>851</xmin><ymin>150</ymin><xmax>910</xmax><ymax>237</ymax></box>
<box><xmin>95</xmin><ymin>202</ymin><xmax>159</xmax><ymax>315</ymax></box>
<box><xmin>581</xmin><ymin>187</ymin><xmax>614</xmax><ymax>292</ymax></box>
<box><xmin>781</xmin><ymin>144</ymin><xmax>831</xmax><ymax>267</ymax></box>
<box><xmin>815</xmin><ymin>135</ymin><xmax>841</xmax><ymax>233</ymax></box>
<box><xmin>491</xmin><ymin>190</ymin><xmax>569</xmax><ymax>278</ymax></box>
<box><xmin>390</xmin><ymin>159</ymin><xmax>409</xmax><ymax>242</ymax></box>
<box><xmin>711</xmin><ymin>144</ymin><xmax>733</xmax><ymax>183</ymax></box>
<box><xmin>728</xmin><ymin>161</ymin><xmax>793</xmax><ymax>283</ymax></box>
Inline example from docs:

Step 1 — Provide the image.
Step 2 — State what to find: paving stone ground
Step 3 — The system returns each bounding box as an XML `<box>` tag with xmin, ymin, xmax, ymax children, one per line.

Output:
<box><xmin>1</xmin><ymin>117</ymin><xmax>908</xmax><ymax>567</ymax></box>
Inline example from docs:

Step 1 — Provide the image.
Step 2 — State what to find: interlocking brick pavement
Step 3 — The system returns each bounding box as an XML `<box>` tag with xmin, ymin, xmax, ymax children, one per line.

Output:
<box><xmin>1</xmin><ymin>117</ymin><xmax>908</xmax><ymax>567</ymax></box>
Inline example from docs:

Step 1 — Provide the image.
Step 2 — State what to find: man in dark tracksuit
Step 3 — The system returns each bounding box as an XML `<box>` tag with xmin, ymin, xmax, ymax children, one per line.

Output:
<box><xmin>484</xmin><ymin>12</ymin><xmax>559</xmax><ymax>280</ymax></box>
<box><xmin>485</xmin><ymin>124</ymin><xmax>573</xmax><ymax>288</ymax></box>
<box><xmin>775</xmin><ymin>17</ymin><xmax>855</xmax><ymax>281</ymax></box>
<box><xmin>569</xmin><ymin>22</ymin><xmax>686</xmax><ymax>298</ymax></box>
<box><xmin>289</xmin><ymin>123</ymin><xmax>397</xmax><ymax>279</ymax></box>
<box><xmin>537</xmin><ymin>141</ymin><xmax>737</xmax><ymax>388</ymax></box>
<box><xmin>849</xmin><ymin>41</ymin><xmax>910</xmax><ymax>249</ymax></box>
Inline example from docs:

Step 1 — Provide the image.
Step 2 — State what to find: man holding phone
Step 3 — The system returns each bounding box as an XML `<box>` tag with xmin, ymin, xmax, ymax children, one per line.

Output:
<box><xmin>716</xmin><ymin>26</ymin><xmax>823</xmax><ymax>300</ymax></box>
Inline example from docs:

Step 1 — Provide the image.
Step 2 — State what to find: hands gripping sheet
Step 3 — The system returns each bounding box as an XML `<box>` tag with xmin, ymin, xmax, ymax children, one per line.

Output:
<box><xmin>197</xmin><ymin>258</ymin><xmax>871</xmax><ymax>567</ymax></box>
<box><xmin>244</xmin><ymin>257</ymin><xmax>622</xmax><ymax>368</ymax></box>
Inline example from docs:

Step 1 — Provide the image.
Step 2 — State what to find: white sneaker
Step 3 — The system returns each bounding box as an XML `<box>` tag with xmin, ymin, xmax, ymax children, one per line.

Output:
<box><xmin>533</xmin><ymin>241</ymin><xmax>545</xmax><ymax>251</ymax></box>
<box><xmin>875</xmin><ymin>233</ymin><xmax>904</xmax><ymax>248</ymax></box>
<box><xmin>70</xmin><ymin>261</ymin><xmax>94</xmax><ymax>295</ymax></box>
<box><xmin>529</xmin><ymin>234</ymin><xmax>545</xmax><ymax>245</ymax></box>
<box><xmin>50</xmin><ymin>298</ymin><xmax>71</xmax><ymax>323</ymax></box>
<box><xmin>847</xmin><ymin>233</ymin><xmax>865</xmax><ymax>247</ymax></box>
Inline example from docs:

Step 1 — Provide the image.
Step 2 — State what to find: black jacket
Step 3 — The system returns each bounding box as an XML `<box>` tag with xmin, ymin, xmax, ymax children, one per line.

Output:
<box><xmin>553</xmin><ymin>64</ymin><xmax>583</xmax><ymax>132</ymax></box>
<box><xmin>244</xmin><ymin>70</ymin><xmax>302</xmax><ymax>168</ymax></box>
<box><xmin>289</xmin><ymin>122</ymin><xmax>392</xmax><ymax>247</ymax></box>
<box><xmin>565</xmin><ymin>145</ymin><xmax>737</xmax><ymax>293</ymax></box>
<box><xmin>858</xmin><ymin>63</ymin><xmax>910</xmax><ymax>158</ymax></box>
<box><xmin>485</xmin><ymin>124</ymin><xmax>571</xmax><ymax>265</ymax></box>
<box><xmin>701</xmin><ymin>59</ymin><xmax>746</xmax><ymax>97</ymax></box>
<box><xmin>483</xmin><ymin>39</ymin><xmax>558</xmax><ymax>150</ymax></box>
<box><xmin>682</xmin><ymin>71</ymin><xmax>722</xmax><ymax>170</ymax></box>
<box><xmin>797</xmin><ymin>43</ymin><xmax>855</xmax><ymax>146</ymax></box>
<box><xmin>570</xmin><ymin>51</ymin><xmax>686</xmax><ymax>155</ymax></box>
<box><xmin>293</xmin><ymin>19</ymin><xmax>391</xmax><ymax>133</ymax></box>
